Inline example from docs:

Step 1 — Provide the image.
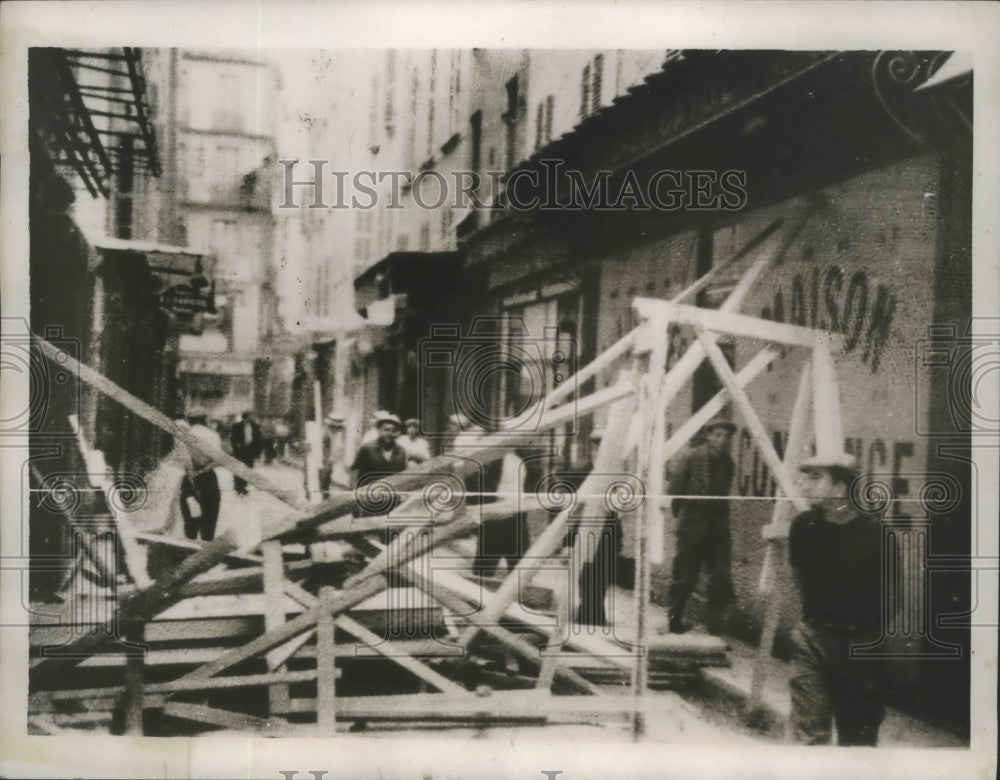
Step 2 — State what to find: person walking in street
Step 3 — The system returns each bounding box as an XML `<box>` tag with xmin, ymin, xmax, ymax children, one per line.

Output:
<box><xmin>320</xmin><ymin>411</ymin><xmax>350</xmax><ymax>498</ymax></box>
<box><xmin>559</xmin><ymin>429</ymin><xmax>622</xmax><ymax>628</ymax></box>
<box><xmin>180</xmin><ymin>415</ymin><xmax>223</xmax><ymax>542</ymax></box>
<box><xmin>664</xmin><ymin>413</ymin><xmax>737</xmax><ymax>635</ymax></box>
<box><xmin>230</xmin><ymin>411</ymin><xmax>263</xmax><ymax>496</ymax></box>
<box><xmin>351</xmin><ymin>411</ymin><xmax>407</xmax><ymax>497</ymax></box>
<box><xmin>773</xmin><ymin>452</ymin><xmax>888</xmax><ymax>746</ymax></box>
<box><xmin>360</xmin><ymin>410</ymin><xmax>395</xmax><ymax>446</ymax></box>
<box><xmin>399</xmin><ymin>417</ymin><xmax>431</xmax><ymax>468</ymax></box>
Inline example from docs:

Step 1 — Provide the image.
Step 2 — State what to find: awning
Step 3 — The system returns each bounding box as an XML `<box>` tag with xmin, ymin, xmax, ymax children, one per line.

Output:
<box><xmin>29</xmin><ymin>47</ymin><xmax>161</xmax><ymax>198</ymax></box>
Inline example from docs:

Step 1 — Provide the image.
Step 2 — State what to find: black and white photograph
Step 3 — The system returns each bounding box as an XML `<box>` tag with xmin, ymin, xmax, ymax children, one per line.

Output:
<box><xmin>1</xmin><ymin>2</ymin><xmax>997</xmax><ymax>779</ymax></box>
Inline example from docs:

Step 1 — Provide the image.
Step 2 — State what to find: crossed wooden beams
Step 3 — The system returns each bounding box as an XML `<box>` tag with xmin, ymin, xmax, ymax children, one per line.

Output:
<box><xmin>30</xmin><ymin>197</ymin><xmax>842</xmax><ymax>737</ymax></box>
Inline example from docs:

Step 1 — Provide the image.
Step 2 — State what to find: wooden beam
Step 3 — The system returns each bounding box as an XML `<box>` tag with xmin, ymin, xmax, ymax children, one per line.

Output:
<box><xmin>315</xmin><ymin>586</ymin><xmax>337</xmax><ymax>732</ymax></box>
<box><xmin>164</xmin><ymin>512</ymin><xmax>475</xmax><ymax>687</ymax></box>
<box><xmin>631</xmin><ymin>310</ymin><xmax>671</xmax><ymax>740</ymax></box>
<box><xmin>694</xmin><ymin>327</ymin><xmax>809</xmax><ymax>514</ymax></box>
<box><xmin>634</xmin><ymin>299</ymin><xmax>820</xmax><ymax>348</ymax></box>
<box><xmin>457</xmin><ymin>395</ymin><xmax>637</xmax><ymax>650</ymax></box>
<box><xmin>749</xmin><ymin>362</ymin><xmax>813</xmax><ymax>719</ymax></box>
<box><xmin>404</xmin><ymin>566</ymin><xmax>601</xmax><ymax>696</ymax></box>
<box><xmin>811</xmin><ymin>337</ymin><xmax>843</xmax><ymax>457</ymax></box>
<box><xmin>46</xmin><ymin>670</ymin><xmax>320</xmax><ymax>702</ymax></box>
<box><xmin>134</xmin><ymin>532</ymin><xmax>263</xmax><ymax>564</ymax></box>
<box><xmin>282</xmin><ymin>579</ymin><xmax>470</xmax><ymax>698</ymax></box>
<box><xmin>262</xmin><ymin>541</ymin><xmax>291</xmax><ymax>715</ymax></box>
<box><xmin>35</xmin><ymin>336</ymin><xmax>309</xmax><ymax>513</ymax></box>
<box><xmin>29</xmin><ymin>530</ymin><xmax>240</xmax><ymax>682</ymax></box>
<box><xmin>161</xmin><ymin>702</ymin><xmax>287</xmax><ymax>733</ymax></box>
<box><xmin>660</xmin><ymin>348</ymin><xmax>781</xmax><ymax>462</ymax></box>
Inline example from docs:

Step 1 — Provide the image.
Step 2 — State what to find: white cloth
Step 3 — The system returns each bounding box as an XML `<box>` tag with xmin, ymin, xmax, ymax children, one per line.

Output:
<box><xmin>400</xmin><ymin>435</ymin><xmax>431</xmax><ymax>465</ymax></box>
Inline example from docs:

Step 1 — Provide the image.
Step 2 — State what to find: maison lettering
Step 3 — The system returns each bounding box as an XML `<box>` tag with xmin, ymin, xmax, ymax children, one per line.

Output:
<box><xmin>759</xmin><ymin>264</ymin><xmax>898</xmax><ymax>372</ymax></box>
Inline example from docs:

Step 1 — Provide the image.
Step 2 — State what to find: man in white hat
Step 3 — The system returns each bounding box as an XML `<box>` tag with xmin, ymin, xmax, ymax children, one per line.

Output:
<box><xmin>399</xmin><ymin>417</ymin><xmax>431</xmax><ymax>468</ymax></box>
<box><xmin>350</xmin><ymin>411</ymin><xmax>407</xmax><ymax>495</ymax></box>
<box><xmin>664</xmin><ymin>413</ymin><xmax>737</xmax><ymax>634</ymax></box>
<box><xmin>361</xmin><ymin>410</ymin><xmax>394</xmax><ymax>446</ymax></box>
<box><xmin>781</xmin><ymin>451</ymin><xmax>887</xmax><ymax>746</ymax></box>
<box><xmin>319</xmin><ymin>411</ymin><xmax>349</xmax><ymax>497</ymax></box>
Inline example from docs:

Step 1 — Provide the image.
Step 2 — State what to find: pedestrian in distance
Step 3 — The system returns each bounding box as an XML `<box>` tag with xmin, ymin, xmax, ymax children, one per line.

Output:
<box><xmin>767</xmin><ymin>451</ymin><xmax>888</xmax><ymax>746</ymax></box>
<box><xmin>664</xmin><ymin>413</ymin><xmax>737</xmax><ymax>635</ymax></box>
<box><xmin>351</xmin><ymin>412</ymin><xmax>407</xmax><ymax>516</ymax></box>
<box><xmin>229</xmin><ymin>410</ymin><xmax>264</xmax><ymax>496</ymax></box>
<box><xmin>180</xmin><ymin>415</ymin><xmax>223</xmax><ymax>542</ymax></box>
<box><xmin>399</xmin><ymin>417</ymin><xmax>431</xmax><ymax>468</ymax></box>
<box><xmin>360</xmin><ymin>409</ymin><xmax>395</xmax><ymax>446</ymax></box>
<box><xmin>558</xmin><ymin>428</ymin><xmax>622</xmax><ymax>628</ymax></box>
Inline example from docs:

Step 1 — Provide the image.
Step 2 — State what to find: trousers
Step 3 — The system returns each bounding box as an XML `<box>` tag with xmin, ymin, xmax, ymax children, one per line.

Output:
<box><xmin>789</xmin><ymin>622</ymin><xmax>887</xmax><ymax>745</ymax></box>
<box><xmin>180</xmin><ymin>470</ymin><xmax>221</xmax><ymax>542</ymax></box>
<box><xmin>666</xmin><ymin>509</ymin><xmax>734</xmax><ymax>624</ymax></box>
<box><xmin>472</xmin><ymin>512</ymin><xmax>529</xmax><ymax>576</ymax></box>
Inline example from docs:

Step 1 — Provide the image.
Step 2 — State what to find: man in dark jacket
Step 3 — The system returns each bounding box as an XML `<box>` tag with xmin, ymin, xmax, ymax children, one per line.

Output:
<box><xmin>782</xmin><ymin>451</ymin><xmax>887</xmax><ymax>746</ymax></box>
<box><xmin>350</xmin><ymin>412</ymin><xmax>407</xmax><ymax>514</ymax></box>
<box><xmin>229</xmin><ymin>411</ymin><xmax>263</xmax><ymax>496</ymax></box>
<box><xmin>664</xmin><ymin>414</ymin><xmax>737</xmax><ymax>634</ymax></box>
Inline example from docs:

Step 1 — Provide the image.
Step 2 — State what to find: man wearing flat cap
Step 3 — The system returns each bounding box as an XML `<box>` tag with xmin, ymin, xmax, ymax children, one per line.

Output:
<box><xmin>664</xmin><ymin>413</ymin><xmax>737</xmax><ymax>634</ymax></box>
<box><xmin>779</xmin><ymin>451</ymin><xmax>888</xmax><ymax>746</ymax></box>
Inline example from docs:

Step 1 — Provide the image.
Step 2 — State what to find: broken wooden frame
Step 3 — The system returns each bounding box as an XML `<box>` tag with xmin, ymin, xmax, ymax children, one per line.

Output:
<box><xmin>28</xmin><ymin>198</ymin><xmax>843</xmax><ymax>738</ymax></box>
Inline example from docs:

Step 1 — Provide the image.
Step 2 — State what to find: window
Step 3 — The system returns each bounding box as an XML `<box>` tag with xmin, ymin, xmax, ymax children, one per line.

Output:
<box><xmin>580</xmin><ymin>55</ymin><xmax>604</xmax><ymax>119</ymax></box>
<box><xmin>214</xmin><ymin>72</ymin><xmax>243</xmax><ymax>131</ymax></box>
<box><xmin>384</xmin><ymin>50</ymin><xmax>396</xmax><ymax>136</ymax></box>
<box><xmin>427</xmin><ymin>50</ymin><xmax>438</xmax><ymax>157</ymax></box>
<box><xmin>218</xmin><ymin>145</ymin><xmax>239</xmax><ymax>184</ymax></box>
<box><xmin>535</xmin><ymin>97</ymin><xmax>555</xmax><ymax>150</ymax></box>
<box><xmin>503</xmin><ymin>76</ymin><xmax>519</xmax><ymax>171</ymax></box>
<box><xmin>592</xmin><ymin>54</ymin><xmax>604</xmax><ymax>111</ymax></box>
<box><xmin>470</xmin><ymin>110</ymin><xmax>482</xmax><ymax>172</ymax></box>
<box><xmin>211</xmin><ymin>219</ymin><xmax>237</xmax><ymax>262</ymax></box>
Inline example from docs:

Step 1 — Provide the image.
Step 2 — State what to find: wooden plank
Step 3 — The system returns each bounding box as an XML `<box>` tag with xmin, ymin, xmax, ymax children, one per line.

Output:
<box><xmin>749</xmin><ymin>361</ymin><xmax>813</xmax><ymax>718</ymax></box>
<box><xmin>163</xmin><ymin>510</ymin><xmax>469</xmax><ymax>688</ymax></box>
<box><xmin>660</xmin><ymin>348</ymin><xmax>781</xmax><ymax>463</ymax></box>
<box><xmin>134</xmin><ymin>532</ymin><xmax>262</xmax><ymax>564</ymax></box>
<box><xmin>47</xmin><ymin>670</ymin><xmax>320</xmax><ymax>702</ymax></box>
<box><xmin>35</xmin><ymin>336</ymin><xmax>309</xmax><ymax>513</ymax></box>
<box><xmin>457</xmin><ymin>395</ymin><xmax>637</xmax><ymax>650</ymax></box>
<box><xmin>634</xmin><ymin>299</ymin><xmax>820</xmax><ymax>348</ymax></box>
<box><xmin>695</xmin><ymin>327</ymin><xmax>809</xmax><ymax>515</ymax></box>
<box><xmin>406</xmin><ymin>565</ymin><xmax>602</xmax><ymax>696</ymax></box>
<box><xmin>262</xmin><ymin>541</ymin><xmax>291</xmax><ymax>715</ymax></box>
<box><xmin>811</xmin><ymin>338</ymin><xmax>843</xmax><ymax>457</ymax></box>
<box><xmin>315</xmin><ymin>586</ymin><xmax>337</xmax><ymax>732</ymax></box>
<box><xmin>630</xmin><ymin>310</ymin><xmax>671</xmax><ymax>739</ymax></box>
<box><xmin>283</xmin><ymin>576</ymin><xmax>466</xmax><ymax>696</ymax></box>
<box><xmin>162</xmin><ymin>702</ymin><xmax>285</xmax><ymax>733</ymax></box>
<box><xmin>29</xmin><ymin>530</ymin><xmax>241</xmax><ymax>682</ymax></box>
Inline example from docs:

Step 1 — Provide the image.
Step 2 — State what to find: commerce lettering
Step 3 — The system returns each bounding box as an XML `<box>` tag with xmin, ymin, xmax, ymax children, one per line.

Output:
<box><xmin>735</xmin><ymin>427</ymin><xmax>917</xmax><ymax>512</ymax></box>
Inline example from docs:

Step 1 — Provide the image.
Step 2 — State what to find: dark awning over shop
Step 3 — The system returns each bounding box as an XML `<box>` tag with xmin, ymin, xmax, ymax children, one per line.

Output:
<box><xmin>29</xmin><ymin>47</ymin><xmax>161</xmax><ymax>197</ymax></box>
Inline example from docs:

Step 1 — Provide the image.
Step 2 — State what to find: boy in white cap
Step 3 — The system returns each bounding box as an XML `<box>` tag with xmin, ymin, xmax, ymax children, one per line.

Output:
<box><xmin>781</xmin><ymin>451</ymin><xmax>887</xmax><ymax>746</ymax></box>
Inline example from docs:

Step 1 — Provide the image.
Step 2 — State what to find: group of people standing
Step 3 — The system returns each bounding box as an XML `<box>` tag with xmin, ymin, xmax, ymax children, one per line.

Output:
<box><xmin>320</xmin><ymin>405</ymin><xmax>889</xmax><ymax>746</ymax></box>
<box><xmin>663</xmin><ymin>412</ymin><xmax>888</xmax><ymax>746</ymax></box>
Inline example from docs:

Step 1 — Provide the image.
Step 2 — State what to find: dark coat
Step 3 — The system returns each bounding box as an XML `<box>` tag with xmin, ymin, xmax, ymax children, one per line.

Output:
<box><xmin>230</xmin><ymin>419</ymin><xmax>263</xmax><ymax>458</ymax></box>
<box><xmin>666</xmin><ymin>443</ymin><xmax>735</xmax><ymax>520</ymax></box>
